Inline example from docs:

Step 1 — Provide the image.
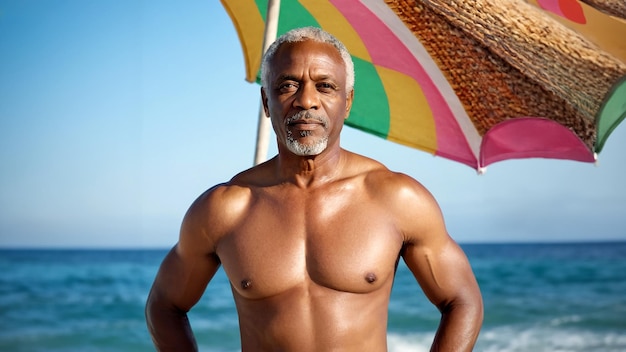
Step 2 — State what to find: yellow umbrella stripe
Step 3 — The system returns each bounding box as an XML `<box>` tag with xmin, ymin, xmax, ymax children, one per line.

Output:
<box><xmin>221</xmin><ymin>0</ymin><xmax>265</xmax><ymax>83</ymax></box>
<box><xmin>377</xmin><ymin>65</ymin><xmax>438</xmax><ymax>154</ymax></box>
<box><xmin>299</xmin><ymin>0</ymin><xmax>372</xmax><ymax>62</ymax></box>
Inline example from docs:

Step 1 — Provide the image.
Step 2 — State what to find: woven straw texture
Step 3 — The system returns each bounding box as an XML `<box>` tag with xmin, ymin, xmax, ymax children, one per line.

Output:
<box><xmin>385</xmin><ymin>0</ymin><xmax>626</xmax><ymax>149</ymax></box>
<box><xmin>582</xmin><ymin>0</ymin><xmax>626</xmax><ymax>19</ymax></box>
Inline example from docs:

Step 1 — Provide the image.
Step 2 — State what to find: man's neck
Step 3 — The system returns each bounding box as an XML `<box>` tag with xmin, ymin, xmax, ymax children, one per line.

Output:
<box><xmin>275</xmin><ymin>147</ymin><xmax>345</xmax><ymax>189</ymax></box>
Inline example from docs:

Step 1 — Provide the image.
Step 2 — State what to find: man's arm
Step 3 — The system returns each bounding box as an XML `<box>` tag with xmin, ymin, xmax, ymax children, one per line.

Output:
<box><xmin>403</xmin><ymin>238</ymin><xmax>483</xmax><ymax>351</ymax></box>
<box><xmin>145</xmin><ymin>191</ymin><xmax>222</xmax><ymax>351</ymax></box>
<box><xmin>395</xmin><ymin>176</ymin><xmax>483</xmax><ymax>351</ymax></box>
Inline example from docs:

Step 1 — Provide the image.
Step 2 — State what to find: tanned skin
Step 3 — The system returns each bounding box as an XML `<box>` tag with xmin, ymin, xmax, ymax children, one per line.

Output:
<box><xmin>146</xmin><ymin>39</ymin><xmax>483</xmax><ymax>351</ymax></box>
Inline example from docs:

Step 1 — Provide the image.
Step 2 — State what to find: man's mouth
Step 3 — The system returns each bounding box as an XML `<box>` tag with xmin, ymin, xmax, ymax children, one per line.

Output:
<box><xmin>285</xmin><ymin>112</ymin><xmax>328</xmax><ymax>129</ymax></box>
<box><xmin>287</xmin><ymin>120</ymin><xmax>322</xmax><ymax>129</ymax></box>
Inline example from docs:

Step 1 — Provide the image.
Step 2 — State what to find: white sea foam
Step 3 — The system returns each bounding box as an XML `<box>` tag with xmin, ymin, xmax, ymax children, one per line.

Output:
<box><xmin>386</xmin><ymin>327</ymin><xmax>626</xmax><ymax>352</ymax></box>
<box><xmin>548</xmin><ymin>314</ymin><xmax>583</xmax><ymax>326</ymax></box>
<box><xmin>387</xmin><ymin>332</ymin><xmax>433</xmax><ymax>352</ymax></box>
<box><xmin>196</xmin><ymin>328</ymin><xmax>626</xmax><ymax>352</ymax></box>
<box><xmin>477</xmin><ymin>326</ymin><xmax>626</xmax><ymax>352</ymax></box>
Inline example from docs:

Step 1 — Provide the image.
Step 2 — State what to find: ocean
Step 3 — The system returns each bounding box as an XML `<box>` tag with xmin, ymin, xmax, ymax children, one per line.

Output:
<box><xmin>1</xmin><ymin>242</ymin><xmax>625</xmax><ymax>351</ymax></box>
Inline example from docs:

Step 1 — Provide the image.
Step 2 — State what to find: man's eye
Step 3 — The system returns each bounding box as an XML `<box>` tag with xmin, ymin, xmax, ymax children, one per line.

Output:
<box><xmin>278</xmin><ymin>83</ymin><xmax>298</xmax><ymax>92</ymax></box>
<box><xmin>318</xmin><ymin>83</ymin><xmax>336</xmax><ymax>91</ymax></box>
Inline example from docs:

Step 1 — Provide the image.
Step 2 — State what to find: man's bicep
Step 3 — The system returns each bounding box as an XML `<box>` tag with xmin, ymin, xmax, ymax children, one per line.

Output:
<box><xmin>396</xmin><ymin>177</ymin><xmax>483</xmax><ymax>347</ymax></box>
<box><xmin>149</xmin><ymin>249</ymin><xmax>218</xmax><ymax>316</ymax></box>
<box><xmin>150</xmin><ymin>200</ymin><xmax>222</xmax><ymax>312</ymax></box>
<box><xmin>403</xmin><ymin>237</ymin><xmax>478</xmax><ymax>307</ymax></box>
<box><xmin>399</xmin><ymin>189</ymin><xmax>478</xmax><ymax>308</ymax></box>
<box><xmin>151</xmin><ymin>241</ymin><xmax>220</xmax><ymax>310</ymax></box>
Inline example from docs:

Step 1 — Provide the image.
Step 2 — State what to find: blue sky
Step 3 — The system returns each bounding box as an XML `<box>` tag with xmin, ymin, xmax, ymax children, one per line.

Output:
<box><xmin>0</xmin><ymin>0</ymin><xmax>624</xmax><ymax>248</ymax></box>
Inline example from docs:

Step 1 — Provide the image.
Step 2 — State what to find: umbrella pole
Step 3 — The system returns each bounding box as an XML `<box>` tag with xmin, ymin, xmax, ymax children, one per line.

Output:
<box><xmin>254</xmin><ymin>0</ymin><xmax>281</xmax><ymax>166</ymax></box>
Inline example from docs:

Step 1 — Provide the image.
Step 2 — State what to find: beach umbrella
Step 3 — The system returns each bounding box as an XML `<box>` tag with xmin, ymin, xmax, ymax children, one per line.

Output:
<box><xmin>220</xmin><ymin>0</ymin><xmax>626</xmax><ymax>172</ymax></box>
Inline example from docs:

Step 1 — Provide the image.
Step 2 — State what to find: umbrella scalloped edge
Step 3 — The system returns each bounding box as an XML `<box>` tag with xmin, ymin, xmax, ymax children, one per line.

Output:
<box><xmin>479</xmin><ymin>117</ymin><xmax>596</xmax><ymax>168</ymax></box>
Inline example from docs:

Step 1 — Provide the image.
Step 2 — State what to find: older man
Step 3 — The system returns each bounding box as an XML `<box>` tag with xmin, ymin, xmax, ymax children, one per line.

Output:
<box><xmin>146</xmin><ymin>27</ymin><xmax>483</xmax><ymax>351</ymax></box>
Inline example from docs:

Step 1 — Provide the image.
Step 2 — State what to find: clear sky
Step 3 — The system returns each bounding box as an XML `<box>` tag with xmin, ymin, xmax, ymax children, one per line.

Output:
<box><xmin>1</xmin><ymin>0</ymin><xmax>624</xmax><ymax>248</ymax></box>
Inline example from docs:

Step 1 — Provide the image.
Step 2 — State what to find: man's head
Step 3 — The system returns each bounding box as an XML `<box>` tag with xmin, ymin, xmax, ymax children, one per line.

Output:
<box><xmin>261</xmin><ymin>27</ymin><xmax>355</xmax><ymax>94</ymax></box>
<box><xmin>260</xmin><ymin>27</ymin><xmax>355</xmax><ymax>158</ymax></box>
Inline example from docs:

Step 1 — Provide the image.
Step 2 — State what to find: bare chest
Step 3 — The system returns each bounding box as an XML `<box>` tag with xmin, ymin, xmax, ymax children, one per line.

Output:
<box><xmin>216</xmin><ymin>186</ymin><xmax>404</xmax><ymax>298</ymax></box>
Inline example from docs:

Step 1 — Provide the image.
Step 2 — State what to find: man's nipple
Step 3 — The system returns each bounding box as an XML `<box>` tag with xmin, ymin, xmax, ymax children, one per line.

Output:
<box><xmin>365</xmin><ymin>272</ymin><xmax>377</xmax><ymax>284</ymax></box>
<box><xmin>241</xmin><ymin>279</ymin><xmax>252</xmax><ymax>290</ymax></box>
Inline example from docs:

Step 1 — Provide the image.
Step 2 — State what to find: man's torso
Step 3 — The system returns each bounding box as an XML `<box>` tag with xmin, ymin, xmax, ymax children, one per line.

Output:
<box><xmin>211</xmin><ymin>157</ymin><xmax>408</xmax><ymax>351</ymax></box>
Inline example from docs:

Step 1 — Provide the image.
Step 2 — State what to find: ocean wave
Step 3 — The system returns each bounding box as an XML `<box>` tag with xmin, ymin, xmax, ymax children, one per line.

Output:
<box><xmin>387</xmin><ymin>332</ymin><xmax>433</xmax><ymax>352</ymax></box>
<box><xmin>478</xmin><ymin>326</ymin><xmax>626</xmax><ymax>352</ymax></box>
<box><xmin>387</xmin><ymin>326</ymin><xmax>626</xmax><ymax>352</ymax></box>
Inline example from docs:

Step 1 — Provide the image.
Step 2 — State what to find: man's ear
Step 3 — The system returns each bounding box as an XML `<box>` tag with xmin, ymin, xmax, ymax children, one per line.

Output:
<box><xmin>261</xmin><ymin>87</ymin><xmax>270</xmax><ymax>117</ymax></box>
<box><xmin>344</xmin><ymin>89</ymin><xmax>354</xmax><ymax>120</ymax></box>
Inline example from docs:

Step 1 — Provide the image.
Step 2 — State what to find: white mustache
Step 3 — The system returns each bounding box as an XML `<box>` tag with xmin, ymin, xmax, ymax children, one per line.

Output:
<box><xmin>285</xmin><ymin>111</ymin><xmax>328</xmax><ymax>128</ymax></box>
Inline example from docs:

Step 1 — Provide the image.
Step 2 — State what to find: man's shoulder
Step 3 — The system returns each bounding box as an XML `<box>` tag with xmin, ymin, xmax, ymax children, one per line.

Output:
<box><xmin>199</xmin><ymin>161</ymin><xmax>271</xmax><ymax>200</ymax></box>
<box><xmin>343</xmin><ymin>150</ymin><xmax>390</xmax><ymax>178</ymax></box>
<box><xmin>346</xmin><ymin>152</ymin><xmax>423</xmax><ymax>188</ymax></box>
<box><xmin>345</xmin><ymin>151</ymin><xmax>434</xmax><ymax>204</ymax></box>
<box><xmin>195</xmin><ymin>179</ymin><xmax>253</xmax><ymax>214</ymax></box>
<box><xmin>192</xmin><ymin>158</ymin><xmax>280</xmax><ymax>216</ymax></box>
<box><xmin>347</xmin><ymin>154</ymin><xmax>446</xmax><ymax>243</ymax></box>
<box><xmin>179</xmin><ymin>181</ymin><xmax>253</xmax><ymax>247</ymax></box>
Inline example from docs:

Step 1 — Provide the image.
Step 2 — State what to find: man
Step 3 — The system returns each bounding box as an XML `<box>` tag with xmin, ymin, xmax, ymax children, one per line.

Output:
<box><xmin>146</xmin><ymin>27</ymin><xmax>483</xmax><ymax>351</ymax></box>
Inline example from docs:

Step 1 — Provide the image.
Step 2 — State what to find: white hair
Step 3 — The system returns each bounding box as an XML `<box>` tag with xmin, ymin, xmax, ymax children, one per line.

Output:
<box><xmin>260</xmin><ymin>27</ymin><xmax>355</xmax><ymax>94</ymax></box>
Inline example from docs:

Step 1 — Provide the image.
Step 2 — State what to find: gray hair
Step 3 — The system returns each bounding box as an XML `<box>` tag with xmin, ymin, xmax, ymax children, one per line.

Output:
<box><xmin>260</xmin><ymin>27</ymin><xmax>355</xmax><ymax>94</ymax></box>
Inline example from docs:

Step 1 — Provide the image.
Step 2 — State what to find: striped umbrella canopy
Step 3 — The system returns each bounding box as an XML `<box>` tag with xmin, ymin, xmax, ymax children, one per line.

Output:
<box><xmin>221</xmin><ymin>0</ymin><xmax>626</xmax><ymax>172</ymax></box>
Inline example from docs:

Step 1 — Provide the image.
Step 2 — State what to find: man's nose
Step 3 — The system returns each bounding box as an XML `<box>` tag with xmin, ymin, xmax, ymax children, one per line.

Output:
<box><xmin>293</xmin><ymin>83</ymin><xmax>319</xmax><ymax>110</ymax></box>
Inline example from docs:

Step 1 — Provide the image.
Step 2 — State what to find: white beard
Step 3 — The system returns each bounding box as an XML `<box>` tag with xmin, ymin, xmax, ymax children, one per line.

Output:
<box><xmin>283</xmin><ymin>111</ymin><xmax>330</xmax><ymax>156</ymax></box>
<box><xmin>286</xmin><ymin>134</ymin><xmax>329</xmax><ymax>156</ymax></box>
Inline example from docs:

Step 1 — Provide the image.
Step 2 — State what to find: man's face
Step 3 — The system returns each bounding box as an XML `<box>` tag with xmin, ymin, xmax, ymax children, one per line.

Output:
<box><xmin>262</xmin><ymin>40</ymin><xmax>353</xmax><ymax>156</ymax></box>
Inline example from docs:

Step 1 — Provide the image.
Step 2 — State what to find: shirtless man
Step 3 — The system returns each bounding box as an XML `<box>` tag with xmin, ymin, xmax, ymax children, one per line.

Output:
<box><xmin>146</xmin><ymin>27</ymin><xmax>483</xmax><ymax>351</ymax></box>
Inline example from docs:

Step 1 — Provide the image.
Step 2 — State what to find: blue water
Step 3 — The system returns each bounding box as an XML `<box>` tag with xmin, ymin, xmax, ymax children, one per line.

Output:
<box><xmin>1</xmin><ymin>242</ymin><xmax>625</xmax><ymax>351</ymax></box>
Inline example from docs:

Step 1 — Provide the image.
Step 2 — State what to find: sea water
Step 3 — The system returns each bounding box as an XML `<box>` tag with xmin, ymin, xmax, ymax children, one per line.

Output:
<box><xmin>1</xmin><ymin>242</ymin><xmax>625</xmax><ymax>351</ymax></box>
